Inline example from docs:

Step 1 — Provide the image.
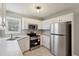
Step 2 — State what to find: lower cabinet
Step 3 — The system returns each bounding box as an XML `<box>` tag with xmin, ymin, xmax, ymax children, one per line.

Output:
<box><xmin>42</xmin><ymin>35</ymin><xmax>50</xmax><ymax>49</ymax></box>
<box><xmin>17</xmin><ymin>37</ymin><xmax>30</xmax><ymax>53</ymax></box>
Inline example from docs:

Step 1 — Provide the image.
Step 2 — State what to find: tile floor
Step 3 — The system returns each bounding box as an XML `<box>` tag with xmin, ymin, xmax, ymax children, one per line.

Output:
<box><xmin>23</xmin><ymin>47</ymin><xmax>53</xmax><ymax>56</ymax></box>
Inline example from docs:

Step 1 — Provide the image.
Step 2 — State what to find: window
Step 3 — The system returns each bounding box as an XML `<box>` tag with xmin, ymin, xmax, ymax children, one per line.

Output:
<box><xmin>5</xmin><ymin>16</ymin><xmax>21</xmax><ymax>34</ymax></box>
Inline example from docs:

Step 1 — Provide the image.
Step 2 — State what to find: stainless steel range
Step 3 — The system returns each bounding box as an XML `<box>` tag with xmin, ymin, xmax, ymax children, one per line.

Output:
<box><xmin>27</xmin><ymin>32</ymin><xmax>40</xmax><ymax>50</ymax></box>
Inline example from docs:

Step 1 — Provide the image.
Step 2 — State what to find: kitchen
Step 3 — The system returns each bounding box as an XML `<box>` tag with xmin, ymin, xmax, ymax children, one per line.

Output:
<box><xmin>0</xmin><ymin>3</ymin><xmax>79</xmax><ymax>56</ymax></box>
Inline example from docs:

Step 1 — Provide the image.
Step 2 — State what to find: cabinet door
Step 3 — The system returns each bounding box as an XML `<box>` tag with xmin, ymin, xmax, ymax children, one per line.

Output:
<box><xmin>38</xmin><ymin>23</ymin><xmax>42</xmax><ymax>29</ymax></box>
<box><xmin>25</xmin><ymin>38</ymin><xmax>30</xmax><ymax>51</ymax></box>
<box><xmin>24</xmin><ymin>21</ymin><xmax>28</xmax><ymax>29</ymax></box>
<box><xmin>22</xmin><ymin>17</ymin><xmax>42</xmax><ymax>30</ymax></box>
<box><xmin>64</xmin><ymin>13</ymin><xmax>73</xmax><ymax>22</ymax></box>
<box><xmin>22</xmin><ymin>18</ymin><xmax>28</xmax><ymax>29</ymax></box>
<box><xmin>44</xmin><ymin>35</ymin><xmax>50</xmax><ymax>49</ymax></box>
<box><xmin>42</xmin><ymin>35</ymin><xmax>46</xmax><ymax>47</ymax></box>
<box><xmin>42</xmin><ymin>35</ymin><xmax>50</xmax><ymax>49</ymax></box>
<box><xmin>58</xmin><ymin>16</ymin><xmax>68</xmax><ymax>22</ymax></box>
<box><xmin>46</xmin><ymin>36</ymin><xmax>50</xmax><ymax>49</ymax></box>
<box><xmin>57</xmin><ymin>13</ymin><xmax>73</xmax><ymax>22</ymax></box>
<box><xmin>42</xmin><ymin>21</ymin><xmax>51</xmax><ymax>30</ymax></box>
<box><xmin>42</xmin><ymin>21</ymin><xmax>47</xmax><ymax>29</ymax></box>
<box><xmin>18</xmin><ymin>37</ymin><xmax>30</xmax><ymax>53</ymax></box>
<box><xmin>40</xmin><ymin>35</ymin><xmax>43</xmax><ymax>45</ymax></box>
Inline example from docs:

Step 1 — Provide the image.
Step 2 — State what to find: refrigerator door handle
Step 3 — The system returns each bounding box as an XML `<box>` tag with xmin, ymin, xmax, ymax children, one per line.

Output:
<box><xmin>51</xmin><ymin>33</ymin><xmax>64</xmax><ymax>36</ymax></box>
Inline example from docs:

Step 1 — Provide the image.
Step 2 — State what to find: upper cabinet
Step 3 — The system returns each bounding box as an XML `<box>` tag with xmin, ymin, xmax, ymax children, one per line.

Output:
<box><xmin>22</xmin><ymin>17</ymin><xmax>42</xmax><ymax>30</ymax></box>
<box><xmin>56</xmin><ymin>13</ymin><xmax>73</xmax><ymax>22</ymax></box>
<box><xmin>22</xmin><ymin>17</ymin><xmax>28</xmax><ymax>29</ymax></box>
<box><xmin>42</xmin><ymin>20</ymin><xmax>52</xmax><ymax>30</ymax></box>
<box><xmin>5</xmin><ymin>13</ymin><xmax>73</xmax><ymax>31</ymax></box>
<box><xmin>41</xmin><ymin>13</ymin><xmax>73</xmax><ymax>30</ymax></box>
<box><xmin>38</xmin><ymin>22</ymin><xmax>42</xmax><ymax>29</ymax></box>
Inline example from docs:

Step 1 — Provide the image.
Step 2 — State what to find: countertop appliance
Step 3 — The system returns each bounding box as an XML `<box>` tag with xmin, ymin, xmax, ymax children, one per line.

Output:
<box><xmin>50</xmin><ymin>22</ymin><xmax>71</xmax><ymax>56</ymax></box>
<box><xmin>28</xmin><ymin>24</ymin><xmax>38</xmax><ymax>30</ymax></box>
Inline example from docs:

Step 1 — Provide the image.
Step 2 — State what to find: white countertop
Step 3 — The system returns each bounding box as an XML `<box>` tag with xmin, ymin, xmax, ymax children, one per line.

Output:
<box><xmin>0</xmin><ymin>36</ymin><xmax>29</xmax><ymax>56</ymax></box>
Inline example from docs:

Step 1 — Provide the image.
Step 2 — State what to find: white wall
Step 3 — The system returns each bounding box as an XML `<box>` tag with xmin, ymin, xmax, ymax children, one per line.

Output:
<box><xmin>72</xmin><ymin>8</ymin><xmax>79</xmax><ymax>56</ymax></box>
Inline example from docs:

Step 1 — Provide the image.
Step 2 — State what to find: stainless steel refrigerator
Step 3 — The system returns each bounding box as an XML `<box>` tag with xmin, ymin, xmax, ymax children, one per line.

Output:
<box><xmin>50</xmin><ymin>22</ymin><xmax>71</xmax><ymax>56</ymax></box>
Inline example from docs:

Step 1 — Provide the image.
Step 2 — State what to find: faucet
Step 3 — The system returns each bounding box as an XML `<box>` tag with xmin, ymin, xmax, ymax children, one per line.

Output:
<box><xmin>10</xmin><ymin>34</ymin><xmax>13</xmax><ymax>39</ymax></box>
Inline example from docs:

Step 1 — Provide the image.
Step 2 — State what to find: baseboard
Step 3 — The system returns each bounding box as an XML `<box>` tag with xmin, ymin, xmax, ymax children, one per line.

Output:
<box><xmin>41</xmin><ymin>45</ymin><xmax>50</xmax><ymax>51</ymax></box>
<box><xmin>23</xmin><ymin>50</ymin><xmax>30</xmax><ymax>54</ymax></box>
<box><xmin>73</xmin><ymin>54</ymin><xmax>78</xmax><ymax>56</ymax></box>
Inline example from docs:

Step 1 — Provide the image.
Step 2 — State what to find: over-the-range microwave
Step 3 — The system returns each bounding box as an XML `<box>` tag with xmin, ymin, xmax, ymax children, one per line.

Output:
<box><xmin>28</xmin><ymin>24</ymin><xmax>38</xmax><ymax>30</ymax></box>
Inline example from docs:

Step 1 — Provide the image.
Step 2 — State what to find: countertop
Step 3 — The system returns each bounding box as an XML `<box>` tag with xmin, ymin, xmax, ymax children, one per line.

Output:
<box><xmin>0</xmin><ymin>36</ymin><xmax>29</xmax><ymax>56</ymax></box>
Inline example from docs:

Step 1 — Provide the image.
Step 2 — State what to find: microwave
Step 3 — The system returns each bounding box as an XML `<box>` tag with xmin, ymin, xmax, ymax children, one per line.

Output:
<box><xmin>28</xmin><ymin>24</ymin><xmax>38</xmax><ymax>30</ymax></box>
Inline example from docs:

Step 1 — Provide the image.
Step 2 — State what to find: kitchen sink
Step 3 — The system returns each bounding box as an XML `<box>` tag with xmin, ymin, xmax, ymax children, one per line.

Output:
<box><xmin>14</xmin><ymin>37</ymin><xmax>20</xmax><ymax>38</ymax></box>
<box><xmin>6</xmin><ymin>37</ymin><xmax>20</xmax><ymax>41</ymax></box>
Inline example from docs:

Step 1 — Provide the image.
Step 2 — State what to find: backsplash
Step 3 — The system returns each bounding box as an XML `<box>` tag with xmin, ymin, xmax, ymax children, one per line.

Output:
<box><xmin>0</xmin><ymin>28</ymin><xmax>51</xmax><ymax>38</ymax></box>
<box><xmin>0</xmin><ymin>29</ymin><xmax>42</xmax><ymax>38</ymax></box>
<box><xmin>41</xmin><ymin>30</ymin><xmax>50</xmax><ymax>35</ymax></box>
<box><xmin>0</xmin><ymin>30</ymin><xmax>26</xmax><ymax>38</ymax></box>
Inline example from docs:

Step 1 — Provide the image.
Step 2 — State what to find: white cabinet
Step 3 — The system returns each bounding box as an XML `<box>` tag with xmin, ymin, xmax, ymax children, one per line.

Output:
<box><xmin>42</xmin><ymin>35</ymin><xmax>50</xmax><ymax>49</ymax></box>
<box><xmin>42</xmin><ymin>20</ymin><xmax>52</xmax><ymax>30</ymax></box>
<box><xmin>17</xmin><ymin>37</ymin><xmax>30</xmax><ymax>53</ymax></box>
<box><xmin>40</xmin><ymin>35</ymin><xmax>43</xmax><ymax>45</ymax></box>
<box><xmin>52</xmin><ymin>13</ymin><xmax>73</xmax><ymax>23</ymax></box>
<box><xmin>57</xmin><ymin>13</ymin><xmax>73</xmax><ymax>22</ymax></box>
<box><xmin>38</xmin><ymin>22</ymin><xmax>42</xmax><ymax>29</ymax></box>
<box><xmin>41</xmin><ymin>13</ymin><xmax>73</xmax><ymax>30</ymax></box>
<box><xmin>0</xmin><ymin>40</ymin><xmax>23</xmax><ymax>56</ymax></box>
<box><xmin>22</xmin><ymin>17</ymin><xmax>28</xmax><ymax>29</ymax></box>
<box><xmin>22</xmin><ymin>17</ymin><xmax>42</xmax><ymax>30</ymax></box>
<box><xmin>42</xmin><ymin>21</ymin><xmax>47</xmax><ymax>29</ymax></box>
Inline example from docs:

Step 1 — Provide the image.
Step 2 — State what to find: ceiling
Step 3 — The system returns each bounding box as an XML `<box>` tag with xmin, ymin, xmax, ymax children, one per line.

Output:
<box><xmin>1</xmin><ymin>3</ymin><xmax>79</xmax><ymax>20</ymax></box>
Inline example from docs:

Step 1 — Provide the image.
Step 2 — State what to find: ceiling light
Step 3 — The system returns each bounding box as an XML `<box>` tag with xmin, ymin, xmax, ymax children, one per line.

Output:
<box><xmin>36</xmin><ymin>9</ymin><xmax>40</xmax><ymax>13</ymax></box>
<box><xmin>36</xmin><ymin>6</ymin><xmax>41</xmax><ymax>9</ymax></box>
<box><xmin>35</xmin><ymin>6</ymin><xmax>41</xmax><ymax>13</ymax></box>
